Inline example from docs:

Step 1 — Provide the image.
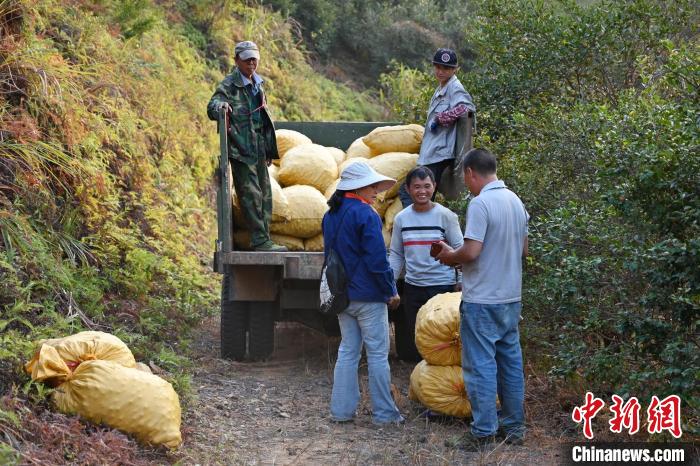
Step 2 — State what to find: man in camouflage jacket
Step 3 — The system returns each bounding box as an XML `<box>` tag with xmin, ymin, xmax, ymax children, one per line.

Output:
<box><xmin>207</xmin><ymin>41</ymin><xmax>287</xmax><ymax>252</ymax></box>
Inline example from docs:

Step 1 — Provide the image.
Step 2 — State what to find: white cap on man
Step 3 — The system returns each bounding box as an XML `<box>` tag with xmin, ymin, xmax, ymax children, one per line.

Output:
<box><xmin>234</xmin><ymin>41</ymin><xmax>260</xmax><ymax>60</ymax></box>
<box><xmin>337</xmin><ymin>161</ymin><xmax>396</xmax><ymax>193</ymax></box>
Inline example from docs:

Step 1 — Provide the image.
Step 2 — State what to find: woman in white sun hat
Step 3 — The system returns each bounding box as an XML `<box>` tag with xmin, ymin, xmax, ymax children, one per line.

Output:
<box><xmin>322</xmin><ymin>161</ymin><xmax>404</xmax><ymax>426</ymax></box>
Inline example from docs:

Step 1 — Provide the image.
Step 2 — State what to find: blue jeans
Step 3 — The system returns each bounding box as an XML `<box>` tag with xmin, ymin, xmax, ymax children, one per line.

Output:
<box><xmin>330</xmin><ymin>301</ymin><xmax>403</xmax><ymax>424</ymax></box>
<box><xmin>460</xmin><ymin>301</ymin><xmax>525</xmax><ymax>438</ymax></box>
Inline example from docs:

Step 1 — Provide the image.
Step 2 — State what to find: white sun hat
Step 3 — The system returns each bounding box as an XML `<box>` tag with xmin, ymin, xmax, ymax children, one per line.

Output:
<box><xmin>336</xmin><ymin>161</ymin><xmax>396</xmax><ymax>193</ymax></box>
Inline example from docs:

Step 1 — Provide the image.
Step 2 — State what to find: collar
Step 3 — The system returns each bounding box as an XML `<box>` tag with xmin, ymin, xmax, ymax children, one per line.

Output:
<box><xmin>481</xmin><ymin>179</ymin><xmax>506</xmax><ymax>192</ymax></box>
<box><xmin>436</xmin><ymin>75</ymin><xmax>457</xmax><ymax>96</ymax></box>
<box><xmin>241</xmin><ymin>72</ymin><xmax>264</xmax><ymax>87</ymax></box>
<box><xmin>232</xmin><ymin>68</ymin><xmax>264</xmax><ymax>88</ymax></box>
<box><xmin>344</xmin><ymin>192</ymin><xmax>371</xmax><ymax>205</ymax></box>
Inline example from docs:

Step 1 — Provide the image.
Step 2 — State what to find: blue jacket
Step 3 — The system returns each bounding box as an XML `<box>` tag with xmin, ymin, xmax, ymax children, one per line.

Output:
<box><xmin>322</xmin><ymin>198</ymin><xmax>397</xmax><ymax>303</ymax></box>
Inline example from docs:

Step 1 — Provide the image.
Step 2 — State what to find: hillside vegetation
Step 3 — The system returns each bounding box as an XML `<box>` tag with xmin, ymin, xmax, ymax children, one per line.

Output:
<box><xmin>0</xmin><ymin>0</ymin><xmax>380</xmax><ymax>461</ymax></box>
<box><xmin>381</xmin><ymin>0</ymin><xmax>698</xmax><ymax>433</ymax></box>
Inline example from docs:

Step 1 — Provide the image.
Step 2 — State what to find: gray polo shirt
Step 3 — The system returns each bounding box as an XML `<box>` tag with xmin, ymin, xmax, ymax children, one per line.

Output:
<box><xmin>461</xmin><ymin>180</ymin><xmax>529</xmax><ymax>304</ymax></box>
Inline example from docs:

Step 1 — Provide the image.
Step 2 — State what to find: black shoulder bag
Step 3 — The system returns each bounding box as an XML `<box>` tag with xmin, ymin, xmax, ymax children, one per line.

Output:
<box><xmin>319</xmin><ymin>208</ymin><xmax>351</xmax><ymax>315</ymax></box>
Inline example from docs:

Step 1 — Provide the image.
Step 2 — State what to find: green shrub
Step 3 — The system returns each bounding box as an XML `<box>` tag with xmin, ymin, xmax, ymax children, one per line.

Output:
<box><xmin>381</xmin><ymin>0</ymin><xmax>699</xmax><ymax>427</ymax></box>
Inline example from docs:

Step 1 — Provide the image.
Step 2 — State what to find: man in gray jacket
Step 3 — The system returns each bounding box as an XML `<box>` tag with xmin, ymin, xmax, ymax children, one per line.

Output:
<box><xmin>399</xmin><ymin>48</ymin><xmax>476</xmax><ymax>207</ymax></box>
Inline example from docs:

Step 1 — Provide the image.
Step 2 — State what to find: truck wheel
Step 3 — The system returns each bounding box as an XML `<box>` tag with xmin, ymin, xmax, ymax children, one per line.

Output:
<box><xmin>248</xmin><ymin>302</ymin><xmax>275</xmax><ymax>360</ymax></box>
<box><xmin>220</xmin><ymin>273</ymin><xmax>248</xmax><ymax>360</ymax></box>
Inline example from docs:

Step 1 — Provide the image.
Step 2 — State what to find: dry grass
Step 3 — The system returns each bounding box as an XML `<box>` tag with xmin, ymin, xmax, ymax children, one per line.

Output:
<box><xmin>0</xmin><ymin>394</ymin><xmax>172</xmax><ymax>465</ymax></box>
<box><xmin>179</xmin><ymin>319</ymin><xmax>568</xmax><ymax>465</ymax></box>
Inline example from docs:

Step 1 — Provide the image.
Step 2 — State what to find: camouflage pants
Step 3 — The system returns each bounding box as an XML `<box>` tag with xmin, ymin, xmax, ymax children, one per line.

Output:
<box><xmin>231</xmin><ymin>155</ymin><xmax>272</xmax><ymax>247</ymax></box>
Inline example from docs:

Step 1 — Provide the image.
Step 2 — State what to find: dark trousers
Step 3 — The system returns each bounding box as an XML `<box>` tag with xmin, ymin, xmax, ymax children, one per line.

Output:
<box><xmin>398</xmin><ymin>159</ymin><xmax>453</xmax><ymax>207</ymax></box>
<box><xmin>231</xmin><ymin>155</ymin><xmax>272</xmax><ymax>247</ymax></box>
<box><xmin>395</xmin><ymin>282</ymin><xmax>455</xmax><ymax>362</ymax></box>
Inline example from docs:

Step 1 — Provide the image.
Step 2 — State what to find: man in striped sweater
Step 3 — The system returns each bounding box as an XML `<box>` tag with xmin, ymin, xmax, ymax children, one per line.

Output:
<box><xmin>389</xmin><ymin>166</ymin><xmax>464</xmax><ymax>361</ymax></box>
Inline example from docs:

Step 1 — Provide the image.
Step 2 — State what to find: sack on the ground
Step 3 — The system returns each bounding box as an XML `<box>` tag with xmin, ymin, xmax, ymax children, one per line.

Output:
<box><xmin>409</xmin><ymin>360</ymin><xmax>471</xmax><ymax>418</ymax></box>
<box><xmin>415</xmin><ymin>292</ymin><xmax>462</xmax><ymax>366</ymax></box>
<box><xmin>271</xmin><ymin>185</ymin><xmax>328</xmax><ymax>238</ymax></box>
<box><xmin>28</xmin><ymin>343</ymin><xmax>182</xmax><ymax>448</ymax></box>
<box><xmin>275</xmin><ymin>129</ymin><xmax>312</xmax><ymax>158</ymax></box>
<box><xmin>278</xmin><ymin>143</ymin><xmax>338</xmax><ymax>192</ymax></box>
<box><xmin>345</xmin><ymin>137</ymin><xmax>373</xmax><ymax>159</ymax></box>
<box><xmin>25</xmin><ymin>331</ymin><xmax>135</xmax><ymax>375</ymax></box>
<box><xmin>362</xmin><ymin>124</ymin><xmax>424</xmax><ymax>154</ymax></box>
<box><xmin>304</xmin><ymin>233</ymin><xmax>324</xmax><ymax>251</ymax></box>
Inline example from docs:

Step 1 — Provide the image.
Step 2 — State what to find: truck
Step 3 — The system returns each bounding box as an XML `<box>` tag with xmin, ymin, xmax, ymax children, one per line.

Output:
<box><xmin>213</xmin><ymin>110</ymin><xmax>473</xmax><ymax>361</ymax></box>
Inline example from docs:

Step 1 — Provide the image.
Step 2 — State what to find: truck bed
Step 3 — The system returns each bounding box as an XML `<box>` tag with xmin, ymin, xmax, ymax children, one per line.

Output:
<box><xmin>217</xmin><ymin>251</ymin><xmax>324</xmax><ymax>280</ymax></box>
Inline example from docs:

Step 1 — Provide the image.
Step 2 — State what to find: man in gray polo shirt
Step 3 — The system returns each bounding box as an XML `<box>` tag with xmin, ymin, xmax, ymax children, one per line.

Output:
<box><xmin>435</xmin><ymin>148</ymin><xmax>529</xmax><ymax>450</ymax></box>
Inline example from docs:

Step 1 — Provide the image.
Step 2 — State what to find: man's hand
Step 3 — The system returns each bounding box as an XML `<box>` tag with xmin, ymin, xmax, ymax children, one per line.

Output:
<box><xmin>435</xmin><ymin>241</ymin><xmax>458</xmax><ymax>266</ymax></box>
<box><xmin>218</xmin><ymin>102</ymin><xmax>232</xmax><ymax>114</ymax></box>
<box><xmin>429</xmin><ymin>117</ymin><xmax>439</xmax><ymax>133</ymax></box>
<box><xmin>387</xmin><ymin>294</ymin><xmax>400</xmax><ymax>310</ymax></box>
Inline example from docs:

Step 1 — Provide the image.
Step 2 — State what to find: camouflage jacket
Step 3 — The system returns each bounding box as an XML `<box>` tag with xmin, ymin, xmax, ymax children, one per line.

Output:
<box><xmin>207</xmin><ymin>67</ymin><xmax>279</xmax><ymax>164</ymax></box>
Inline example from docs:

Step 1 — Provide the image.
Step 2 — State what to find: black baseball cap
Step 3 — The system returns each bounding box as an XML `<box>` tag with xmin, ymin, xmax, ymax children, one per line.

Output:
<box><xmin>432</xmin><ymin>48</ymin><xmax>458</xmax><ymax>68</ymax></box>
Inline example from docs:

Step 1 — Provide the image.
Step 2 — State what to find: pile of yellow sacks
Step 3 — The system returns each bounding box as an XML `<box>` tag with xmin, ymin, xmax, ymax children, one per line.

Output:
<box><xmin>25</xmin><ymin>331</ymin><xmax>182</xmax><ymax>448</ymax></box>
<box><xmin>231</xmin><ymin>124</ymin><xmax>424</xmax><ymax>251</ymax></box>
<box><xmin>408</xmin><ymin>292</ymin><xmax>471</xmax><ymax>417</ymax></box>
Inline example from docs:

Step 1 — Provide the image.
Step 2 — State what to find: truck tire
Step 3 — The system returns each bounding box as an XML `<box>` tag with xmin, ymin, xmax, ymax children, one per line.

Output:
<box><xmin>220</xmin><ymin>272</ymin><xmax>248</xmax><ymax>360</ymax></box>
<box><xmin>248</xmin><ymin>302</ymin><xmax>275</xmax><ymax>361</ymax></box>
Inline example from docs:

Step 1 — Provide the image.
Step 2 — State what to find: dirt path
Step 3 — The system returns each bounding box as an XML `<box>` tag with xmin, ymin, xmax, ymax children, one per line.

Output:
<box><xmin>178</xmin><ymin>319</ymin><xmax>567</xmax><ymax>465</ymax></box>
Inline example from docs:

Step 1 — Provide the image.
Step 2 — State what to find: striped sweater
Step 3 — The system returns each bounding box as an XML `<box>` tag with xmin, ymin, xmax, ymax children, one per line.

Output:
<box><xmin>388</xmin><ymin>203</ymin><xmax>463</xmax><ymax>286</ymax></box>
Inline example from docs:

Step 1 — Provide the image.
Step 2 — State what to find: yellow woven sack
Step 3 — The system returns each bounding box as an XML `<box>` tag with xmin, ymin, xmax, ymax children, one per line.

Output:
<box><xmin>271</xmin><ymin>185</ymin><xmax>328</xmax><ymax>238</ymax></box>
<box><xmin>324</xmin><ymin>178</ymin><xmax>340</xmax><ymax>199</ymax></box>
<box><xmin>278</xmin><ymin>143</ymin><xmax>338</xmax><ymax>192</ymax></box>
<box><xmin>25</xmin><ymin>331</ymin><xmax>135</xmax><ymax>375</ymax></box>
<box><xmin>28</xmin><ymin>345</ymin><xmax>182</xmax><ymax>448</ymax></box>
<box><xmin>345</xmin><ymin>137</ymin><xmax>373</xmax><ymax>158</ymax></box>
<box><xmin>373</xmin><ymin>193</ymin><xmax>394</xmax><ymax>218</ymax></box>
<box><xmin>367</xmin><ymin>152</ymin><xmax>419</xmax><ymax>199</ymax></box>
<box><xmin>382</xmin><ymin>225</ymin><xmax>391</xmax><ymax>248</ymax></box>
<box><xmin>326</xmin><ymin>147</ymin><xmax>346</xmax><ymax>167</ymax></box>
<box><xmin>409</xmin><ymin>360</ymin><xmax>471</xmax><ymax>418</ymax></box>
<box><xmin>383</xmin><ymin>197</ymin><xmax>404</xmax><ymax>231</ymax></box>
<box><xmin>415</xmin><ymin>292</ymin><xmax>462</xmax><ymax>366</ymax></box>
<box><xmin>270</xmin><ymin>177</ymin><xmax>292</xmax><ymax>222</ymax></box>
<box><xmin>232</xmin><ymin>230</ymin><xmax>304</xmax><ymax>251</ymax></box>
<box><xmin>304</xmin><ymin>233</ymin><xmax>324</xmax><ymax>251</ymax></box>
<box><xmin>232</xmin><ymin>176</ymin><xmax>291</xmax><ymax>223</ymax></box>
<box><xmin>362</xmin><ymin>124</ymin><xmax>424</xmax><ymax>154</ymax></box>
<box><xmin>268</xmin><ymin>164</ymin><xmax>279</xmax><ymax>182</ymax></box>
<box><xmin>275</xmin><ymin>129</ymin><xmax>312</xmax><ymax>158</ymax></box>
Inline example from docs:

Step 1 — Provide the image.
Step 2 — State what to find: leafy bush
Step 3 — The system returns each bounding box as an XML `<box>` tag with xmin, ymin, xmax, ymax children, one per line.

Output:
<box><xmin>382</xmin><ymin>0</ymin><xmax>699</xmax><ymax>429</ymax></box>
<box><xmin>261</xmin><ymin>0</ymin><xmax>477</xmax><ymax>84</ymax></box>
<box><xmin>0</xmin><ymin>0</ymin><xmax>384</xmax><ymax>439</ymax></box>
